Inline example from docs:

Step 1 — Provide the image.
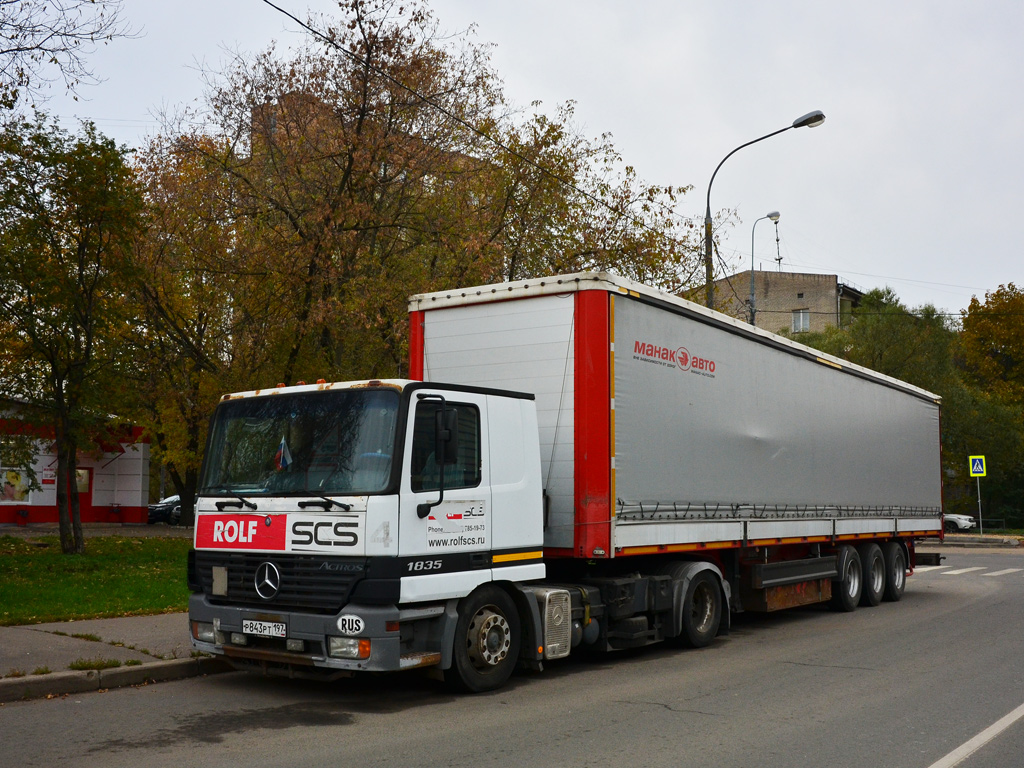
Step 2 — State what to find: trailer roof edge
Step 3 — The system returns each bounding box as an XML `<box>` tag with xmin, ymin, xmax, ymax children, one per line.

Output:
<box><xmin>408</xmin><ymin>272</ymin><xmax>941</xmax><ymax>404</ymax></box>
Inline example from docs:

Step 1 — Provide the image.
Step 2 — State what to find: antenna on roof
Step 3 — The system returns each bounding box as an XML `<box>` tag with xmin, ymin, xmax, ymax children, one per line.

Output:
<box><xmin>774</xmin><ymin>219</ymin><xmax>783</xmax><ymax>271</ymax></box>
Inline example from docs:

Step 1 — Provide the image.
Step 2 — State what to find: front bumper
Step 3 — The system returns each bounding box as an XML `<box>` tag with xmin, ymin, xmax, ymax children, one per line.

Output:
<box><xmin>949</xmin><ymin>521</ymin><xmax>976</xmax><ymax>531</ymax></box>
<box><xmin>188</xmin><ymin>594</ymin><xmax>448</xmax><ymax>679</ymax></box>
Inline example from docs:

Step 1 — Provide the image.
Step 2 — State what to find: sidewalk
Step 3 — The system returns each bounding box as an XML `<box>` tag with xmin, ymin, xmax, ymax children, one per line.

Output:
<box><xmin>1</xmin><ymin>522</ymin><xmax>229</xmax><ymax>704</ymax></box>
<box><xmin>921</xmin><ymin>532</ymin><xmax>1022</xmax><ymax>548</ymax></box>
<box><xmin>0</xmin><ymin>521</ymin><xmax>193</xmax><ymax>540</ymax></box>
<box><xmin>0</xmin><ymin>612</ymin><xmax>230</xmax><ymax>703</ymax></box>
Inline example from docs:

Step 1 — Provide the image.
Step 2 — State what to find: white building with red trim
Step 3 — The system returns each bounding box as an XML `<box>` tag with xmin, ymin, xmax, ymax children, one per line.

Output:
<box><xmin>0</xmin><ymin>401</ymin><xmax>150</xmax><ymax>525</ymax></box>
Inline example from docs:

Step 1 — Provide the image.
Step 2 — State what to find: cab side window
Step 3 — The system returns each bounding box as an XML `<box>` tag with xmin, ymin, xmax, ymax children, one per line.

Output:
<box><xmin>410</xmin><ymin>402</ymin><xmax>481</xmax><ymax>492</ymax></box>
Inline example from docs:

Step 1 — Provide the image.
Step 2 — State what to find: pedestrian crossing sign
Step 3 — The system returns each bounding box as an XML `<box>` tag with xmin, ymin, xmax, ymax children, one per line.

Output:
<box><xmin>969</xmin><ymin>455</ymin><xmax>986</xmax><ymax>477</ymax></box>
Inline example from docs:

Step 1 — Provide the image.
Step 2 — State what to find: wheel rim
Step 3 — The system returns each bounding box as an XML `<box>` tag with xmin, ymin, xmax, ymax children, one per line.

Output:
<box><xmin>467</xmin><ymin>607</ymin><xmax>512</xmax><ymax>669</ymax></box>
<box><xmin>846</xmin><ymin>560</ymin><xmax>861</xmax><ymax>598</ymax></box>
<box><xmin>691</xmin><ymin>581</ymin><xmax>716</xmax><ymax>633</ymax></box>
<box><xmin>891</xmin><ymin>554</ymin><xmax>906</xmax><ymax>591</ymax></box>
<box><xmin>869</xmin><ymin>557</ymin><xmax>884</xmax><ymax>595</ymax></box>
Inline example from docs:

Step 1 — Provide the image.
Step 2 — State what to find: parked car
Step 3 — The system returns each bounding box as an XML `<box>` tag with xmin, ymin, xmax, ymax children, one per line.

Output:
<box><xmin>944</xmin><ymin>513</ymin><xmax>976</xmax><ymax>532</ymax></box>
<box><xmin>148</xmin><ymin>495</ymin><xmax>181</xmax><ymax>525</ymax></box>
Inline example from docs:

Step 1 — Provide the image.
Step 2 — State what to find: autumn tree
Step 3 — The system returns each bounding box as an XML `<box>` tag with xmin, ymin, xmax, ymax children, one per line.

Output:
<box><xmin>174</xmin><ymin>0</ymin><xmax>701</xmax><ymax>385</ymax></box>
<box><xmin>0</xmin><ymin>0</ymin><xmax>131</xmax><ymax>106</ymax></box>
<box><xmin>130</xmin><ymin>0</ymin><xmax>702</xmax><ymax>506</ymax></box>
<box><xmin>126</xmin><ymin>132</ymin><xmax>280</xmax><ymax>524</ymax></box>
<box><xmin>476</xmin><ymin>101</ymin><xmax>697</xmax><ymax>289</ymax></box>
<box><xmin>0</xmin><ymin>113</ymin><xmax>143</xmax><ymax>553</ymax></box>
<box><xmin>958</xmin><ymin>284</ymin><xmax>1024</xmax><ymax>521</ymax></box>
<box><xmin>961</xmin><ymin>284</ymin><xmax>1024</xmax><ymax>405</ymax></box>
<box><xmin>172</xmin><ymin>1</ymin><xmax>499</xmax><ymax>384</ymax></box>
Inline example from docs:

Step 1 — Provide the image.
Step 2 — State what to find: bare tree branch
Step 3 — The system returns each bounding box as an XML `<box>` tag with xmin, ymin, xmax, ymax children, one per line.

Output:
<box><xmin>0</xmin><ymin>0</ymin><xmax>134</xmax><ymax>105</ymax></box>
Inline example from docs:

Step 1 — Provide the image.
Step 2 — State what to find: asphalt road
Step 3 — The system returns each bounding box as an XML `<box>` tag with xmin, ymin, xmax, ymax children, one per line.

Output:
<box><xmin>3</xmin><ymin>547</ymin><xmax>1024</xmax><ymax>768</ymax></box>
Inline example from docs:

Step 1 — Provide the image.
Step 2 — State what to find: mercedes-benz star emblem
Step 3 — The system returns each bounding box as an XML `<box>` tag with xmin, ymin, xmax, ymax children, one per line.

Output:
<box><xmin>254</xmin><ymin>561</ymin><xmax>281</xmax><ymax>600</ymax></box>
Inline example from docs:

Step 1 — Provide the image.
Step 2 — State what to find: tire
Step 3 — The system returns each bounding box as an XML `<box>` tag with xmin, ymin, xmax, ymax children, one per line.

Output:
<box><xmin>679</xmin><ymin>571</ymin><xmax>722</xmax><ymax>647</ymax></box>
<box><xmin>444</xmin><ymin>586</ymin><xmax>521</xmax><ymax>693</ymax></box>
<box><xmin>169</xmin><ymin>505</ymin><xmax>181</xmax><ymax>526</ymax></box>
<box><xmin>881</xmin><ymin>542</ymin><xmax>907</xmax><ymax>602</ymax></box>
<box><xmin>830</xmin><ymin>546</ymin><xmax>862</xmax><ymax>612</ymax></box>
<box><xmin>857</xmin><ymin>543</ymin><xmax>884</xmax><ymax>607</ymax></box>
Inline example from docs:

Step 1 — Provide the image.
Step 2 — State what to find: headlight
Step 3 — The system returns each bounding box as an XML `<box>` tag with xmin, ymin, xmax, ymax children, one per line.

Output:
<box><xmin>192</xmin><ymin>621</ymin><xmax>216</xmax><ymax>643</ymax></box>
<box><xmin>328</xmin><ymin>636</ymin><xmax>371</xmax><ymax>659</ymax></box>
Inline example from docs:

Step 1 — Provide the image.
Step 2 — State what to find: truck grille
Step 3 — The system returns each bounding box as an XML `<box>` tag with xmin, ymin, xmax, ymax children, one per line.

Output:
<box><xmin>193</xmin><ymin>551</ymin><xmax>365</xmax><ymax>614</ymax></box>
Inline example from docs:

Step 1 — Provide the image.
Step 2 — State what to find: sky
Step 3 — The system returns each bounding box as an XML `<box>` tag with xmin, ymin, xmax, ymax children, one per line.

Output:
<box><xmin>42</xmin><ymin>0</ymin><xmax>1024</xmax><ymax>316</ymax></box>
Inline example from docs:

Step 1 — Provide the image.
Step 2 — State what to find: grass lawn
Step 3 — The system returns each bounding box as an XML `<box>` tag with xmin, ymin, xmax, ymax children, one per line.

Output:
<box><xmin>0</xmin><ymin>535</ymin><xmax>192</xmax><ymax>626</ymax></box>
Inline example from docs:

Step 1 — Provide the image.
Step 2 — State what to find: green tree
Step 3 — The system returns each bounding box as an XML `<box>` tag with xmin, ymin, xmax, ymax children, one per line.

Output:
<box><xmin>797</xmin><ymin>288</ymin><xmax>956</xmax><ymax>392</ymax></box>
<box><xmin>792</xmin><ymin>287</ymin><xmax>1024</xmax><ymax>519</ymax></box>
<box><xmin>0</xmin><ymin>113</ymin><xmax>143</xmax><ymax>553</ymax></box>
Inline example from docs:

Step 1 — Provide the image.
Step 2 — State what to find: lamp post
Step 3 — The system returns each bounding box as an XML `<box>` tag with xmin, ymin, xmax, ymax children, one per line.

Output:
<box><xmin>749</xmin><ymin>211</ymin><xmax>780</xmax><ymax>325</ymax></box>
<box><xmin>703</xmin><ymin>110</ymin><xmax>825</xmax><ymax>309</ymax></box>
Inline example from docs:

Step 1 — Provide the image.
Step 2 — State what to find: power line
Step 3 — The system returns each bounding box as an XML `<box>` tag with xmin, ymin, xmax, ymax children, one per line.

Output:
<box><xmin>782</xmin><ymin>262</ymin><xmax>985</xmax><ymax>293</ymax></box>
<box><xmin>758</xmin><ymin>308</ymin><xmax>1024</xmax><ymax>318</ymax></box>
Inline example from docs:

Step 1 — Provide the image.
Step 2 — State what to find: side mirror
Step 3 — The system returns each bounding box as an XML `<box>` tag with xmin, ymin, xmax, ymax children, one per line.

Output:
<box><xmin>435</xmin><ymin>407</ymin><xmax>458</xmax><ymax>466</ymax></box>
<box><xmin>417</xmin><ymin>394</ymin><xmax>457</xmax><ymax>519</ymax></box>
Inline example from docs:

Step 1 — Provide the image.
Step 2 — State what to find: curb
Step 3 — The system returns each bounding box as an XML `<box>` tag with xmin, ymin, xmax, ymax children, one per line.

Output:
<box><xmin>0</xmin><ymin>656</ymin><xmax>232</xmax><ymax>703</ymax></box>
<box><xmin>921</xmin><ymin>535</ymin><xmax>1022</xmax><ymax>548</ymax></box>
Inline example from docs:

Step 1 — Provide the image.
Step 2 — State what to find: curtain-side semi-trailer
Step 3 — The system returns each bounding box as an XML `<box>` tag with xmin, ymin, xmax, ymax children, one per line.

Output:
<box><xmin>188</xmin><ymin>272</ymin><xmax>943</xmax><ymax>692</ymax></box>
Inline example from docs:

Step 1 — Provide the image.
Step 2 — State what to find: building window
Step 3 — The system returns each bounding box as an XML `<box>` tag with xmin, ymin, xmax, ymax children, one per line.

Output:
<box><xmin>792</xmin><ymin>309</ymin><xmax>810</xmax><ymax>333</ymax></box>
<box><xmin>797</xmin><ymin>292</ymin><xmax>804</xmax><ymax>299</ymax></box>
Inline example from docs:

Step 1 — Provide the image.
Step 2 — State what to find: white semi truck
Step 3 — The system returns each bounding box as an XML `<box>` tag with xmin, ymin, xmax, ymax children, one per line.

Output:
<box><xmin>188</xmin><ymin>272</ymin><xmax>943</xmax><ymax>692</ymax></box>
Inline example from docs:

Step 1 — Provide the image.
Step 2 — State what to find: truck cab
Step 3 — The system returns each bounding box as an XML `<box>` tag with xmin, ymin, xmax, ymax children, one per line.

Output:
<box><xmin>189</xmin><ymin>379</ymin><xmax>545</xmax><ymax>690</ymax></box>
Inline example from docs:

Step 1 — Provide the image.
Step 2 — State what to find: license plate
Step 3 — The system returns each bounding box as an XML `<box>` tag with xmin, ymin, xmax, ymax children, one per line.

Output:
<box><xmin>242</xmin><ymin>619</ymin><xmax>286</xmax><ymax>638</ymax></box>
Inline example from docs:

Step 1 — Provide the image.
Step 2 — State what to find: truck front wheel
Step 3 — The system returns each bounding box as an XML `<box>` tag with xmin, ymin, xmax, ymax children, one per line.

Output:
<box><xmin>445</xmin><ymin>586</ymin><xmax>521</xmax><ymax>693</ymax></box>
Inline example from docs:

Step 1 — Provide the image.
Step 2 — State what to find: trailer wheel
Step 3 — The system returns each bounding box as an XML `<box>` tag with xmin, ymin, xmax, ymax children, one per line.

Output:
<box><xmin>680</xmin><ymin>571</ymin><xmax>722</xmax><ymax>647</ymax></box>
<box><xmin>830</xmin><ymin>546</ymin><xmax>862</xmax><ymax>612</ymax></box>
<box><xmin>881</xmin><ymin>542</ymin><xmax>907</xmax><ymax>602</ymax></box>
<box><xmin>857</xmin><ymin>543</ymin><xmax>885</xmax><ymax>607</ymax></box>
<box><xmin>444</xmin><ymin>586</ymin><xmax>521</xmax><ymax>693</ymax></box>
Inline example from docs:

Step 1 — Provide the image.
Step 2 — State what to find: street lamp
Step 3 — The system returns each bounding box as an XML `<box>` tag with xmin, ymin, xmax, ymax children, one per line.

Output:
<box><xmin>703</xmin><ymin>110</ymin><xmax>825</xmax><ymax>309</ymax></box>
<box><xmin>749</xmin><ymin>211</ymin><xmax>780</xmax><ymax>325</ymax></box>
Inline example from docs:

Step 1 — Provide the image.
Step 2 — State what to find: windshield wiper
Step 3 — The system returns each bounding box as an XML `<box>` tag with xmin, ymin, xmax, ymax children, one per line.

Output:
<box><xmin>215</xmin><ymin>494</ymin><xmax>258</xmax><ymax>511</ymax></box>
<box><xmin>297</xmin><ymin>496</ymin><xmax>352</xmax><ymax>511</ymax></box>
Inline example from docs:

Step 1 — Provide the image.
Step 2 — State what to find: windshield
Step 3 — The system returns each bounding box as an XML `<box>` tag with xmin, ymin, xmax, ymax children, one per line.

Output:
<box><xmin>199</xmin><ymin>388</ymin><xmax>400</xmax><ymax>496</ymax></box>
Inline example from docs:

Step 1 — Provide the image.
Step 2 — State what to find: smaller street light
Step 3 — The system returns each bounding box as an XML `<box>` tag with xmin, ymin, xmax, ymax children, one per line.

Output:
<box><xmin>703</xmin><ymin>110</ymin><xmax>825</xmax><ymax>309</ymax></box>
<box><xmin>749</xmin><ymin>211</ymin><xmax>780</xmax><ymax>325</ymax></box>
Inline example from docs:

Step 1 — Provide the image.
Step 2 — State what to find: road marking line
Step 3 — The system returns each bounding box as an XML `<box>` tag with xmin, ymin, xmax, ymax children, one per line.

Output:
<box><xmin>926</xmin><ymin>700</ymin><xmax>1024</xmax><ymax>768</ymax></box>
<box><xmin>914</xmin><ymin>566</ymin><xmax>950</xmax><ymax>573</ymax></box>
<box><xmin>941</xmin><ymin>567</ymin><xmax>987</xmax><ymax>575</ymax></box>
<box><xmin>983</xmin><ymin>568</ymin><xmax>1023</xmax><ymax>577</ymax></box>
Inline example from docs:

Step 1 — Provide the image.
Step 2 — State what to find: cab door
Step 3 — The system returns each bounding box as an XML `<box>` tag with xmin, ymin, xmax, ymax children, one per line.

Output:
<box><xmin>398</xmin><ymin>389</ymin><xmax>492</xmax><ymax>602</ymax></box>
